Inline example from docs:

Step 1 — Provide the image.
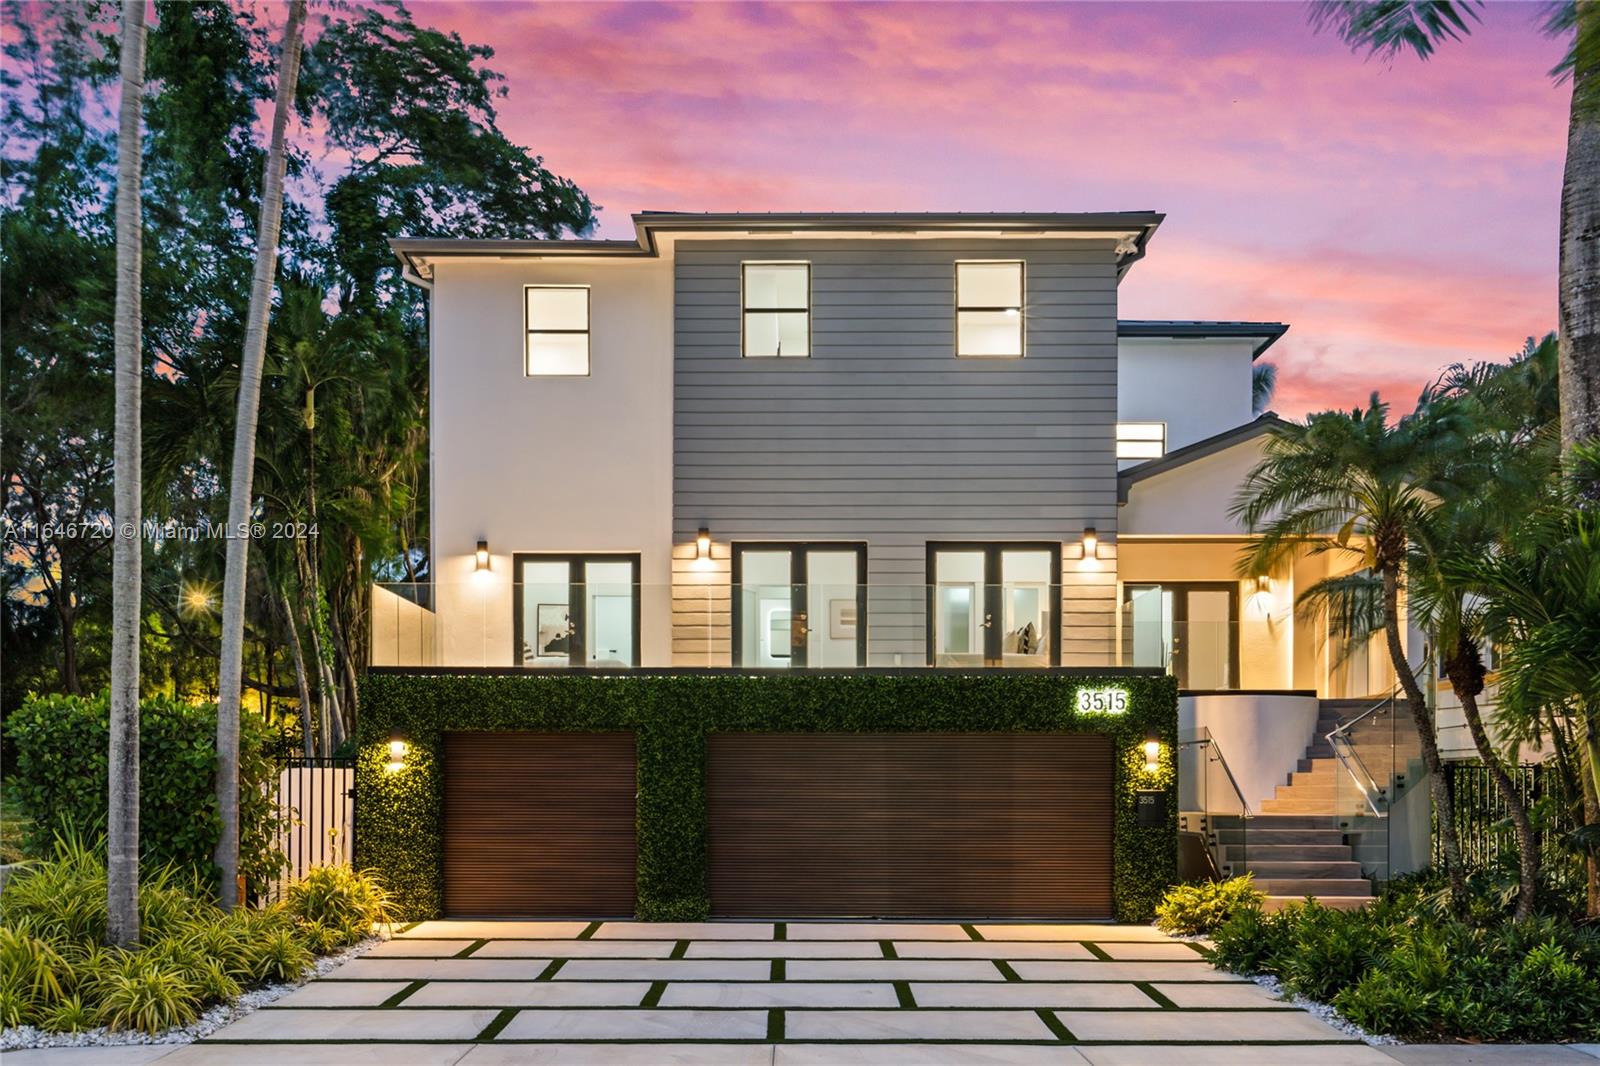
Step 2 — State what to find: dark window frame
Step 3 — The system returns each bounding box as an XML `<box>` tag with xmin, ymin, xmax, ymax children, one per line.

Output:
<box><xmin>925</xmin><ymin>541</ymin><xmax>1061</xmax><ymax>666</ymax></box>
<box><xmin>731</xmin><ymin>541</ymin><xmax>868</xmax><ymax>668</ymax></box>
<box><xmin>1121</xmin><ymin>581</ymin><xmax>1240</xmax><ymax>690</ymax></box>
<box><xmin>954</xmin><ymin>259</ymin><xmax>1025</xmax><ymax>359</ymax></box>
<box><xmin>512</xmin><ymin>552</ymin><xmax>642</xmax><ymax>667</ymax></box>
<box><xmin>524</xmin><ymin>284</ymin><xmax>592</xmax><ymax>377</ymax></box>
<box><xmin>740</xmin><ymin>261</ymin><xmax>812</xmax><ymax>359</ymax></box>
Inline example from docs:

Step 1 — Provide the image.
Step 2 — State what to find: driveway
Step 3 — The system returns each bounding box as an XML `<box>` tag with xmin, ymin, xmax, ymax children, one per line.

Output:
<box><xmin>11</xmin><ymin>920</ymin><xmax>1600</xmax><ymax>1065</ymax></box>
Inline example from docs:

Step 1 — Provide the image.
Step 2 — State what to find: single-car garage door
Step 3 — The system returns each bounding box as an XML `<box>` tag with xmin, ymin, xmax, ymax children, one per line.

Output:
<box><xmin>443</xmin><ymin>732</ymin><xmax>636</xmax><ymax>917</ymax></box>
<box><xmin>707</xmin><ymin>732</ymin><xmax>1113</xmax><ymax>918</ymax></box>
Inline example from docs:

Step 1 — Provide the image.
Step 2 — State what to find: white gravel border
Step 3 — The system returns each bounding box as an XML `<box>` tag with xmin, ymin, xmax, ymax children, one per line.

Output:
<box><xmin>1</xmin><ymin>934</ymin><xmax>383</xmax><ymax>1051</ymax></box>
<box><xmin>1247</xmin><ymin>973</ymin><xmax>1401</xmax><ymax>1046</ymax></box>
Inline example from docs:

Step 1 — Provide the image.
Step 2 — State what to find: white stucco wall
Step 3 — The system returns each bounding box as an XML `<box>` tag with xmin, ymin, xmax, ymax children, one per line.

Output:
<box><xmin>1117</xmin><ymin>337</ymin><xmax>1256</xmax><ymax>459</ymax></box>
<box><xmin>1120</xmin><ymin>436</ymin><xmax>1266</xmax><ymax>536</ymax></box>
<box><xmin>428</xmin><ymin>257</ymin><xmax>674</xmax><ymax>666</ymax></box>
<box><xmin>1180</xmin><ymin>693</ymin><xmax>1320</xmax><ymax>811</ymax></box>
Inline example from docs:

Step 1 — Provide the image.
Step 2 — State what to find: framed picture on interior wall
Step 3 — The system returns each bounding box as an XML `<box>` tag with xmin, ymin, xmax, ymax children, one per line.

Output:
<box><xmin>829</xmin><ymin>598</ymin><xmax>857</xmax><ymax>640</ymax></box>
<box><xmin>535</xmin><ymin>604</ymin><xmax>570</xmax><ymax>657</ymax></box>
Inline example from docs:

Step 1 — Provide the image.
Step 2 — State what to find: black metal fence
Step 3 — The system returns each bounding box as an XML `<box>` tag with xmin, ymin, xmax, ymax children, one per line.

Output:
<box><xmin>268</xmin><ymin>755</ymin><xmax>355</xmax><ymax>899</ymax></box>
<box><xmin>1434</xmin><ymin>762</ymin><xmax>1583</xmax><ymax>887</ymax></box>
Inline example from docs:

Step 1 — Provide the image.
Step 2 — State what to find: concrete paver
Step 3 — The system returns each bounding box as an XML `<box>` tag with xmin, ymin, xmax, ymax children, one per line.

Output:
<box><xmin>785</xmin><ymin>922</ymin><xmax>971</xmax><ymax>941</ymax></box>
<box><xmin>776</xmin><ymin>1045</ymin><xmax>1090</xmax><ymax>1065</ymax></box>
<box><xmin>592</xmin><ymin>922</ymin><xmax>774</xmax><ymax>940</ymax></box>
<box><xmin>323</xmin><ymin>957</ymin><xmax>554</xmax><ymax>981</ymax></box>
<box><xmin>785</xmin><ymin>958</ymin><xmax>1004</xmax><ymax>981</ymax></box>
<box><xmin>784</xmin><ymin>1008</ymin><xmax>1053</xmax><ymax>1041</ymax></box>
<box><xmin>1011</xmin><ymin>960</ymin><xmax>1246</xmax><ymax>982</ymax></box>
<box><xmin>497</xmin><ymin>1008</ymin><xmax>769</xmax><ymax>1040</ymax></box>
<box><xmin>910</xmin><ymin>981</ymin><xmax>1159</xmax><ymax>1008</ymax></box>
<box><xmin>895</xmin><ymin>940</ymin><xmax>1097</xmax><ymax>960</ymax></box>
<box><xmin>1056</xmin><ymin>1009</ymin><xmax>1353</xmax><ymax>1043</ymax></box>
<box><xmin>472</xmin><ymin>938</ymin><xmax>674</xmax><ymax>959</ymax></box>
<box><xmin>165</xmin><ymin>1046</ymin><xmax>476</xmax><ymax>1066</ymax></box>
<box><xmin>402</xmin><ymin>980</ymin><xmax>652</xmax><ymax>1007</ymax></box>
<box><xmin>205</xmin><ymin>1008</ymin><xmax>498</xmax><ymax>1042</ymax></box>
<box><xmin>460</xmin><ymin>1046</ymin><xmax>772</xmax><ymax>1066</ymax></box>
<box><xmin>1378</xmin><ymin>1048</ymin><xmax>1600</xmax><ymax>1065</ymax></box>
<box><xmin>268</xmin><ymin>979</ymin><xmax>414</xmax><ymax>1007</ymax></box>
<box><xmin>685</xmin><ymin>939</ymin><xmax>883</xmax><ymax>959</ymax></box>
<box><xmin>364</xmin><ymin>939</ymin><xmax>477</xmax><ymax>958</ymax></box>
<box><xmin>1078</xmin><ymin>1048</ymin><xmax>1395</xmax><ymax>1066</ymax></box>
<box><xmin>658</xmin><ymin>980</ymin><xmax>899</xmax><ymax>1008</ymax></box>
<box><xmin>555</xmin><ymin>958</ymin><xmax>771</xmax><ymax>981</ymax></box>
<box><xmin>3</xmin><ymin>1051</ymin><xmax>183</xmax><ymax>1066</ymax></box>
<box><xmin>1091</xmin><ymin>941</ymin><xmax>1208</xmax><ymax>961</ymax></box>
<box><xmin>975</xmin><ymin>924</ymin><xmax>1174</xmax><ymax>942</ymax></box>
<box><xmin>1150</xmin><ymin>981</ymin><xmax>1289</xmax><ymax>1008</ymax></box>
<box><xmin>398</xmin><ymin>921</ymin><xmax>589</xmax><ymax>940</ymax></box>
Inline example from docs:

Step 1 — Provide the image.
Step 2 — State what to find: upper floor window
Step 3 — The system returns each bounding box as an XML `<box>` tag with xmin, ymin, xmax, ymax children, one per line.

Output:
<box><xmin>956</xmin><ymin>261</ymin><xmax>1023</xmax><ymax>357</ymax></box>
<box><xmin>742</xmin><ymin>262</ymin><xmax>810</xmax><ymax>358</ymax></box>
<box><xmin>525</xmin><ymin>285</ymin><xmax>590</xmax><ymax>376</ymax></box>
<box><xmin>1116</xmin><ymin>422</ymin><xmax>1166</xmax><ymax>460</ymax></box>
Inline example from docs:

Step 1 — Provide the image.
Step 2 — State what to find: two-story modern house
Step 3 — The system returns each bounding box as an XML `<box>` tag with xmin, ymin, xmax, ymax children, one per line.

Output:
<box><xmin>373</xmin><ymin>211</ymin><xmax>1434</xmax><ymax>912</ymax></box>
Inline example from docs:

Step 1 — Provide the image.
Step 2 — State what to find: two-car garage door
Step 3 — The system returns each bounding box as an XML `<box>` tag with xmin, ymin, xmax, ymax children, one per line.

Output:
<box><xmin>442</xmin><ymin>731</ymin><xmax>1113</xmax><ymax>919</ymax></box>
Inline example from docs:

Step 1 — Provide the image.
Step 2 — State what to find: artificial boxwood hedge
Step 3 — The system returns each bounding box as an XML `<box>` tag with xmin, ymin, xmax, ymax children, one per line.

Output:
<box><xmin>356</xmin><ymin>670</ymin><xmax>1178</xmax><ymax>922</ymax></box>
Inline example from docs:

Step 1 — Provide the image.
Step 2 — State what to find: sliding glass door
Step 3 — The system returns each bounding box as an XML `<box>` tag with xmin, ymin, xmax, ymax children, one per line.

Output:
<box><xmin>732</xmin><ymin>543</ymin><xmax>867</xmax><ymax>668</ymax></box>
<box><xmin>514</xmin><ymin>553</ymin><xmax>641</xmax><ymax>667</ymax></box>
<box><xmin>927</xmin><ymin>543</ymin><xmax>1060</xmax><ymax>667</ymax></box>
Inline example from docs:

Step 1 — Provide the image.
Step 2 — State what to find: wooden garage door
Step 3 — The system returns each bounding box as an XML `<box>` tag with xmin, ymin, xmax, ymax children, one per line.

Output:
<box><xmin>443</xmin><ymin>732</ymin><xmax>636</xmax><ymax>917</ymax></box>
<box><xmin>707</xmin><ymin>733</ymin><xmax>1113</xmax><ymax>918</ymax></box>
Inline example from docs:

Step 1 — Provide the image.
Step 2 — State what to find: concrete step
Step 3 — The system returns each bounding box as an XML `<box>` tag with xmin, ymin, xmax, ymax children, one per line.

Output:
<box><xmin>1215</xmin><ymin>829</ymin><xmax>1346</xmax><ymax>847</ymax></box>
<box><xmin>1259</xmin><ymin>800</ymin><xmax>1342</xmax><ymax>814</ymax></box>
<box><xmin>1253</xmin><ymin>877</ymin><xmax>1373</xmax><ymax>897</ymax></box>
<box><xmin>1223</xmin><ymin>843</ymin><xmax>1352</xmax><ymax>861</ymax></box>
<box><xmin>1215</xmin><ymin>814</ymin><xmax>1340</xmax><ymax>830</ymax></box>
<box><xmin>1243</xmin><ymin>860</ymin><xmax>1366</xmax><ymax>879</ymax></box>
<box><xmin>1262</xmin><ymin>894</ymin><xmax>1373</xmax><ymax>913</ymax></box>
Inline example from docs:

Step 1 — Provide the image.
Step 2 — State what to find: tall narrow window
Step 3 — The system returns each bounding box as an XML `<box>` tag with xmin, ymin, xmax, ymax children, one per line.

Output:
<box><xmin>525</xmin><ymin>286</ymin><xmax>590</xmax><ymax>376</ymax></box>
<box><xmin>742</xmin><ymin>263</ymin><xmax>810</xmax><ymax>357</ymax></box>
<box><xmin>956</xmin><ymin>261</ymin><xmax>1023</xmax><ymax>357</ymax></box>
<box><xmin>1116</xmin><ymin>422</ymin><xmax>1166</xmax><ymax>460</ymax></box>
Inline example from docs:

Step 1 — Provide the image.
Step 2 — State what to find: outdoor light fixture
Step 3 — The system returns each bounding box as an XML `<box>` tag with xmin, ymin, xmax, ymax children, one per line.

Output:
<box><xmin>475</xmin><ymin>539</ymin><xmax>490</xmax><ymax>572</ymax></box>
<box><xmin>696</xmin><ymin>527</ymin><xmax>711</xmax><ymax>559</ymax></box>
<box><xmin>386</xmin><ymin>730</ymin><xmax>409</xmax><ymax>773</ymax></box>
<box><xmin>1143</xmin><ymin>730</ymin><xmax>1161</xmax><ymax>773</ymax></box>
<box><xmin>1082</xmin><ymin>526</ymin><xmax>1098</xmax><ymax>559</ymax></box>
<box><xmin>1256</xmin><ymin>574</ymin><xmax>1272</xmax><ymax>593</ymax></box>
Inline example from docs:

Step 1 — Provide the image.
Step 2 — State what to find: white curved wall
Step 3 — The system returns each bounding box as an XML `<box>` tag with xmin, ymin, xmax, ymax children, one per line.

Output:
<box><xmin>1180</xmin><ymin>693</ymin><xmax>1320</xmax><ymax>811</ymax></box>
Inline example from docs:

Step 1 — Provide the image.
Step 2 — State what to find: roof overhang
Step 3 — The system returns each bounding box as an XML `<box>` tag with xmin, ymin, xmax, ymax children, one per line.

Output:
<box><xmin>1117</xmin><ymin>320</ymin><xmax>1289</xmax><ymax>359</ymax></box>
<box><xmin>1117</xmin><ymin>414</ymin><xmax>1285</xmax><ymax>503</ymax></box>
<box><xmin>391</xmin><ymin>211</ymin><xmax>1165</xmax><ymax>286</ymax></box>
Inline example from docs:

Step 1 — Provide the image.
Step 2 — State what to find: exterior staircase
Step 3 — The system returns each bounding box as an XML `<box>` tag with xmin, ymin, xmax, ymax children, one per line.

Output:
<box><xmin>1217</xmin><ymin>697</ymin><xmax>1420</xmax><ymax>912</ymax></box>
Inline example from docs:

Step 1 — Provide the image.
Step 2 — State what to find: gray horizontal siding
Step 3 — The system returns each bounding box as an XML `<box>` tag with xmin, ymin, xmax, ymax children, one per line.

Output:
<box><xmin>673</xmin><ymin>237</ymin><xmax>1120</xmax><ymax>665</ymax></box>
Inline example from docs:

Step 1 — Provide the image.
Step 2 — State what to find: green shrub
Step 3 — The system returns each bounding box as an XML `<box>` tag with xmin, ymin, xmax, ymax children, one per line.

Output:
<box><xmin>4</xmin><ymin>692</ymin><xmax>286</xmax><ymax>893</ymax></box>
<box><xmin>284</xmin><ymin>865</ymin><xmax>393</xmax><ymax>948</ymax></box>
<box><xmin>95</xmin><ymin>959</ymin><xmax>201</xmax><ymax>1034</ymax></box>
<box><xmin>1278</xmin><ymin>903</ymin><xmax>1390</xmax><ymax>1003</ymax></box>
<box><xmin>1154</xmin><ymin>875</ymin><xmax>1262</xmax><ymax>935</ymax></box>
<box><xmin>1206</xmin><ymin>903</ymin><xmax>1295</xmax><ymax>976</ymax></box>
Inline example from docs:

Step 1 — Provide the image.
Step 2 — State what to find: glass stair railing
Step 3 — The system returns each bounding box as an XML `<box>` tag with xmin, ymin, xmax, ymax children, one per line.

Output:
<box><xmin>1178</xmin><ymin>727</ymin><xmax>1252</xmax><ymax>880</ymax></box>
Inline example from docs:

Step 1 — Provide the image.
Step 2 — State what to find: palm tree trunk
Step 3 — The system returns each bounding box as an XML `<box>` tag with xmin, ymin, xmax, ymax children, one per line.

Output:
<box><xmin>107</xmin><ymin>0</ymin><xmax>145</xmax><ymax>950</ymax></box>
<box><xmin>277</xmin><ymin>589</ymin><xmax>315</xmax><ymax>759</ymax></box>
<box><xmin>214</xmin><ymin>0</ymin><xmax>307</xmax><ymax>911</ymax></box>
<box><xmin>1383</xmin><ymin>566</ymin><xmax>1468</xmax><ymax>907</ymax></box>
<box><xmin>1559</xmin><ymin>0</ymin><xmax>1600</xmax><ymax>465</ymax></box>
<box><xmin>1453</xmin><ymin>682</ymin><xmax>1541</xmax><ymax>920</ymax></box>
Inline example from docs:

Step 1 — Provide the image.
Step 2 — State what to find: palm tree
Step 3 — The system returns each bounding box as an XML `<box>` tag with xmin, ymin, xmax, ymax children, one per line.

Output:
<box><xmin>107</xmin><ymin>0</ymin><xmax>146</xmax><ymax>949</ymax></box>
<box><xmin>1252</xmin><ymin>362</ymin><xmax>1278</xmax><ymax>416</ymax></box>
<box><xmin>215</xmin><ymin>0</ymin><xmax>308</xmax><ymax>910</ymax></box>
<box><xmin>1308</xmin><ymin>1</ymin><xmax>1599</xmax><ymax>462</ymax></box>
<box><xmin>1231</xmin><ymin>397</ymin><xmax>1474</xmax><ymax>906</ymax></box>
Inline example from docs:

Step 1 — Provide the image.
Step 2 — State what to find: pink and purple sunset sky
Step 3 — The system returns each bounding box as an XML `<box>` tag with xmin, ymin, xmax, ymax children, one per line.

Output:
<box><xmin>402</xmin><ymin>0</ymin><xmax>1569</xmax><ymax>417</ymax></box>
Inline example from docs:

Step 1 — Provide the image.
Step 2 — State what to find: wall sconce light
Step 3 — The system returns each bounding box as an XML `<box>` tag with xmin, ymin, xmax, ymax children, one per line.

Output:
<box><xmin>1143</xmin><ymin>729</ymin><xmax>1161</xmax><ymax>773</ymax></box>
<box><xmin>385</xmin><ymin>729</ymin><xmax>409</xmax><ymax>773</ymax></box>
<box><xmin>1082</xmin><ymin>526</ymin><xmax>1098</xmax><ymax>559</ymax></box>
<box><xmin>1256</xmin><ymin>574</ymin><xmax>1271</xmax><ymax>594</ymax></box>
<box><xmin>696</xmin><ymin>526</ymin><xmax>711</xmax><ymax>560</ymax></box>
<box><xmin>475</xmin><ymin>539</ymin><xmax>490</xmax><ymax>572</ymax></box>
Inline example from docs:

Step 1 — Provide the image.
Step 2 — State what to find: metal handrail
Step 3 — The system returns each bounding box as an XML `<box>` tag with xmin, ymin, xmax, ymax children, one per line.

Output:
<box><xmin>1324</xmin><ymin>688</ymin><xmax>1399</xmax><ymax>818</ymax></box>
<box><xmin>1178</xmin><ymin>732</ymin><xmax>1252</xmax><ymax>818</ymax></box>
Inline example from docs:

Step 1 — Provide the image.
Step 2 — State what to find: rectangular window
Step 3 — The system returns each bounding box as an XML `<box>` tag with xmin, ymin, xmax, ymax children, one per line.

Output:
<box><xmin>1116</xmin><ymin>422</ymin><xmax>1166</xmax><ymax>460</ymax></box>
<box><xmin>731</xmin><ymin>542</ymin><xmax>866</xmax><ymax>667</ymax></box>
<box><xmin>956</xmin><ymin>261</ymin><xmax>1023</xmax><ymax>357</ymax></box>
<box><xmin>525</xmin><ymin>286</ymin><xmax>590</xmax><ymax>376</ymax></box>
<box><xmin>742</xmin><ymin>263</ymin><xmax>810</xmax><ymax>357</ymax></box>
<box><xmin>926</xmin><ymin>542</ymin><xmax>1060</xmax><ymax>667</ymax></box>
<box><xmin>513</xmin><ymin>552</ymin><xmax>640</xmax><ymax>666</ymax></box>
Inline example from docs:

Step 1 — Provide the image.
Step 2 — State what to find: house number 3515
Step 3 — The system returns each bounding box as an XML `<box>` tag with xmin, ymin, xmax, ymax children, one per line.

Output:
<box><xmin>1076</xmin><ymin>687</ymin><xmax>1129</xmax><ymax>714</ymax></box>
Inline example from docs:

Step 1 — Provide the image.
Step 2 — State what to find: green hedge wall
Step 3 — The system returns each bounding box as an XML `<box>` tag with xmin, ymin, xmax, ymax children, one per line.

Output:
<box><xmin>5</xmin><ymin>692</ymin><xmax>285</xmax><ymax>893</ymax></box>
<box><xmin>356</xmin><ymin>671</ymin><xmax>1178</xmax><ymax>922</ymax></box>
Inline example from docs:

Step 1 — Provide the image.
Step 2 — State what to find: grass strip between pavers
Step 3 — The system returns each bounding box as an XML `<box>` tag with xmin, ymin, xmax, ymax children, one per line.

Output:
<box><xmin>1135</xmin><ymin>981</ymin><xmax>1178</xmax><ymax>1008</ymax></box>
<box><xmin>534</xmin><ymin>959</ymin><xmax>566</xmax><ymax>981</ymax></box>
<box><xmin>640</xmin><ymin>980</ymin><xmax>667</xmax><ymax>1007</ymax></box>
<box><xmin>1037</xmin><ymin>1010</ymin><xmax>1076</xmax><ymax>1042</ymax></box>
<box><xmin>453</xmin><ymin>939</ymin><xmax>488</xmax><ymax>958</ymax></box>
<box><xmin>894</xmin><ymin>981</ymin><xmax>916</xmax><ymax>1008</ymax></box>
<box><xmin>575</xmin><ymin>921</ymin><xmax>602</xmax><ymax>940</ymax></box>
<box><xmin>377</xmin><ymin>980</ymin><xmax>427</xmax><ymax>1008</ymax></box>
<box><xmin>771</xmin><ymin>959</ymin><xmax>786</xmax><ymax>981</ymax></box>
<box><xmin>961</xmin><ymin>923</ymin><xmax>985</xmax><ymax>941</ymax></box>
<box><xmin>474</xmin><ymin>1008</ymin><xmax>517</xmax><ymax>1041</ymax></box>
<box><xmin>1082</xmin><ymin>942</ymin><xmax>1113</xmax><ymax>961</ymax></box>
<box><xmin>767</xmin><ymin>1008</ymin><xmax>785</xmax><ymax>1040</ymax></box>
<box><xmin>669</xmin><ymin>939</ymin><xmax>689</xmax><ymax>959</ymax></box>
<box><xmin>993</xmin><ymin>960</ymin><xmax>1022</xmax><ymax>982</ymax></box>
<box><xmin>879</xmin><ymin>940</ymin><xmax>897</xmax><ymax>959</ymax></box>
<box><xmin>774</xmin><ymin>922</ymin><xmax>786</xmax><ymax>941</ymax></box>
